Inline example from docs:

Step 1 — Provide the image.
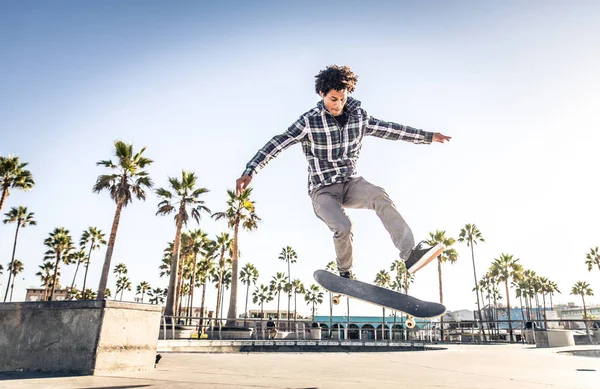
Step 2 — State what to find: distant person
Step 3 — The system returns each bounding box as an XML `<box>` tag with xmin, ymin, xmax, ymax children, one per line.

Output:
<box><xmin>236</xmin><ymin>65</ymin><xmax>451</xmax><ymax>279</ymax></box>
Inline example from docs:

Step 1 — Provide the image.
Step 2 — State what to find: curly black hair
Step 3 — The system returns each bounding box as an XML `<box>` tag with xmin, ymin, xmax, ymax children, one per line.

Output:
<box><xmin>314</xmin><ymin>65</ymin><xmax>358</xmax><ymax>95</ymax></box>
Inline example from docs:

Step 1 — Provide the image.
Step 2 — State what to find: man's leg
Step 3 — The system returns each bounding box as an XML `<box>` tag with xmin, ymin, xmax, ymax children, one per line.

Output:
<box><xmin>311</xmin><ymin>183</ymin><xmax>354</xmax><ymax>273</ymax></box>
<box><xmin>342</xmin><ymin>177</ymin><xmax>414</xmax><ymax>259</ymax></box>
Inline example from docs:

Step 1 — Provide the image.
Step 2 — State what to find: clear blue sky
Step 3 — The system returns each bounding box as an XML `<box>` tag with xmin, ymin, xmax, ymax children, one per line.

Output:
<box><xmin>1</xmin><ymin>1</ymin><xmax>599</xmax><ymax>316</ymax></box>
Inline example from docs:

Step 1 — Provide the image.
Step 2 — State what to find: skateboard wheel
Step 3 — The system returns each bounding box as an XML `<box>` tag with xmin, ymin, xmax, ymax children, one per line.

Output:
<box><xmin>406</xmin><ymin>317</ymin><xmax>415</xmax><ymax>329</ymax></box>
<box><xmin>332</xmin><ymin>295</ymin><xmax>341</xmax><ymax>305</ymax></box>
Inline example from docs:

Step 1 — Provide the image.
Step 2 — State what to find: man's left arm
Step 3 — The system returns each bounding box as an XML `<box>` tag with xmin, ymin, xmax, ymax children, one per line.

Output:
<box><xmin>365</xmin><ymin>115</ymin><xmax>451</xmax><ymax>144</ymax></box>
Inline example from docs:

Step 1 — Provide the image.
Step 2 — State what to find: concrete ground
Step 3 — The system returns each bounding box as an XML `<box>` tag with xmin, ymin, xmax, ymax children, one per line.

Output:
<box><xmin>0</xmin><ymin>344</ymin><xmax>598</xmax><ymax>388</ymax></box>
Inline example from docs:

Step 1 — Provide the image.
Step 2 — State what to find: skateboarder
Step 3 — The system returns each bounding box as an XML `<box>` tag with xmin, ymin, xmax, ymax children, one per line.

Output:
<box><xmin>236</xmin><ymin>65</ymin><xmax>451</xmax><ymax>279</ymax></box>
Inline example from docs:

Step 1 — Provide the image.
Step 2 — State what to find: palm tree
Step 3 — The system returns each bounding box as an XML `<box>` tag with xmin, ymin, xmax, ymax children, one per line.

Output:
<box><xmin>278</xmin><ymin>246</ymin><xmax>297</xmax><ymax>327</ymax></box>
<box><xmin>156</xmin><ymin>170</ymin><xmax>210</xmax><ymax>319</ymax></box>
<box><xmin>240</xmin><ymin>263</ymin><xmax>259</xmax><ymax>325</ymax></box>
<box><xmin>426</xmin><ymin>230</ymin><xmax>458</xmax><ymax>340</ymax></box>
<box><xmin>3</xmin><ymin>206</ymin><xmax>36</xmax><ymax>302</ymax></box>
<box><xmin>458</xmin><ymin>223</ymin><xmax>487</xmax><ymax>341</ymax></box>
<box><xmin>44</xmin><ymin>227</ymin><xmax>74</xmax><ymax>300</ymax></box>
<box><xmin>67</xmin><ymin>249</ymin><xmax>86</xmax><ymax>299</ymax></box>
<box><xmin>0</xmin><ymin>155</ymin><xmax>35</xmax><ymax>212</ymax></box>
<box><xmin>571</xmin><ymin>281</ymin><xmax>594</xmax><ymax>338</ymax></box>
<box><xmin>291</xmin><ymin>279</ymin><xmax>305</xmax><ymax>321</ymax></box>
<box><xmin>113</xmin><ymin>263</ymin><xmax>128</xmax><ymax>300</ymax></box>
<box><xmin>212</xmin><ymin>188</ymin><xmax>261</xmax><ymax>326</ymax></box>
<box><xmin>490</xmin><ymin>253</ymin><xmax>523</xmax><ymax>342</ymax></box>
<box><xmin>270</xmin><ymin>272</ymin><xmax>287</xmax><ymax>324</ymax></box>
<box><xmin>374</xmin><ymin>269</ymin><xmax>391</xmax><ymax>339</ymax></box>
<box><xmin>198</xmin><ymin>241</ymin><xmax>216</xmax><ymax>331</ymax></box>
<box><xmin>149</xmin><ymin>287</ymin><xmax>167</xmax><ymax>305</ymax></box>
<box><xmin>186</xmin><ymin>229</ymin><xmax>208</xmax><ymax>321</ymax></box>
<box><xmin>213</xmin><ymin>233</ymin><xmax>233</xmax><ymax>322</ymax></box>
<box><xmin>391</xmin><ymin>259</ymin><xmax>414</xmax><ymax>336</ymax></box>
<box><xmin>8</xmin><ymin>259</ymin><xmax>24</xmax><ymax>302</ymax></box>
<box><xmin>304</xmin><ymin>284</ymin><xmax>324</xmax><ymax>320</ymax></box>
<box><xmin>252</xmin><ymin>284</ymin><xmax>273</xmax><ymax>319</ymax></box>
<box><xmin>136</xmin><ymin>281</ymin><xmax>151</xmax><ymax>303</ymax></box>
<box><xmin>80</xmin><ymin>227</ymin><xmax>107</xmax><ymax>298</ymax></box>
<box><xmin>36</xmin><ymin>261</ymin><xmax>55</xmax><ymax>301</ymax></box>
<box><xmin>93</xmin><ymin>140</ymin><xmax>153</xmax><ymax>300</ymax></box>
<box><xmin>81</xmin><ymin>289</ymin><xmax>97</xmax><ymax>300</ymax></box>
<box><xmin>585</xmin><ymin>247</ymin><xmax>600</xmax><ymax>284</ymax></box>
<box><xmin>116</xmin><ymin>276</ymin><xmax>132</xmax><ymax>301</ymax></box>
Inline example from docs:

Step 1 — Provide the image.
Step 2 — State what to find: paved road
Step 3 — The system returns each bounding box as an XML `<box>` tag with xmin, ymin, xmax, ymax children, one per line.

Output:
<box><xmin>1</xmin><ymin>344</ymin><xmax>597</xmax><ymax>388</ymax></box>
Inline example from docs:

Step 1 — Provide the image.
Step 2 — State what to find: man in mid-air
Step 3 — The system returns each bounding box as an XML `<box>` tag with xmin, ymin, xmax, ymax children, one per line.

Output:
<box><xmin>236</xmin><ymin>65</ymin><xmax>451</xmax><ymax>279</ymax></box>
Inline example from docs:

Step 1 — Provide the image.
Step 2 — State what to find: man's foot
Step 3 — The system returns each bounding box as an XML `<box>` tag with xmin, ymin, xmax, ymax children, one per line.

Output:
<box><xmin>405</xmin><ymin>241</ymin><xmax>444</xmax><ymax>273</ymax></box>
<box><xmin>339</xmin><ymin>270</ymin><xmax>354</xmax><ymax>279</ymax></box>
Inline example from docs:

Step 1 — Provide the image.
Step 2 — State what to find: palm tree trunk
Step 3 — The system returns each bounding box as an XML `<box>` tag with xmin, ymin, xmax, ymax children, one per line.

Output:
<box><xmin>438</xmin><ymin>257</ymin><xmax>444</xmax><ymax>341</ymax></box>
<box><xmin>3</xmin><ymin>222</ymin><xmax>20</xmax><ymax>302</ymax></box>
<box><xmin>165</xmin><ymin>208</ymin><xmax>184</xmax><ymax>318</ymax></box>
<box><xmin>188</xmin><ymin>253</ymin><xmax>198</xmax><ymax>323</ymax></box>
<box><xmin>9</xmin><ymin>276</ymin><xmax>16</xmax><ymax>302</ymax></box>
<box><xmin>287</xmin><ymin>258</ymin><xmax>291</xmax><ymax>331</ymax></box>
<box><xmin>69</xmin><ymin>261</ymin><xmax>82</xmax><ymax>299</ymax></box>
<box><xmin>276</xmin><ymin>292</ymin><xmax>281</xmax><ymax>325</ymax></box>
<box><xmin>469</xmin><ymin>242</ymin><xmax>486</xmax><ymax>342</ymax></box>
<box><xmin>200</xmin><ymin>280</ymin><xmax>207</xmax><ymax>334</ymax></box>
<box><xmin>0</xmin><ymin>185</ymin><xmax>8</xmax><ymax>213</ymax></box>
<box><xmin>505</xmin><ymin>281</ymin><xmax>513</xmax><ymax>342</ymax></box>
<box><xmin>49</xmin><ymin>250</ymin><xmax>62</xmax><ymax>301</ymax></box>
<box><xmin>215</xmin><ymin>248</ymin><xmax>225</xmax><ymax>325</ymax></box>
<box><xmin>81</xmin><ymin>240</ymin><xmax>94</xmax><ymax>299</ymax></box>
<box><xmin>226</xmin><ymin>223</ymin><xmax>241</xmax><ymax>326</ymax></box>
<box><xmin>97</xmin><ymin>201</ymin><xmax>123</xmax><ymax>300</ymax></box>
<box><xmin>542</xmin><ymin>293</ymin><xmax>547</xmax><ymax>329</ymax></box>
<box><xmin>244</xmin><ymin>282</ymin><xmax>250</xmax><ymax>326</ymax></box>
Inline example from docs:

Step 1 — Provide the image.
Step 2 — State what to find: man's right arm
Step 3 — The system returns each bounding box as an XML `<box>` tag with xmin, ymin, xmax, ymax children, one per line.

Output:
<box><xmin>236</xmin><ymin>116</ymin><xmax>307</xmax><ymax>195</ymax></box>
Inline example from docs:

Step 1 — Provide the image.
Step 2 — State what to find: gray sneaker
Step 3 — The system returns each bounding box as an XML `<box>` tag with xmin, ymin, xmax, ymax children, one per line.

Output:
<box><xmin>405</xmin><ymin>241</ymin><xmax>444</xmax><ymax>273</ymax></box>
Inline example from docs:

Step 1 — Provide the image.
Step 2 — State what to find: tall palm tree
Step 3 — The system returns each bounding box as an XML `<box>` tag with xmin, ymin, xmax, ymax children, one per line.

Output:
<box><xmin>270</xmin><ymin>272</ymin><xmax>287</xmax><ymax>324</ymax></box>
<box><xmin>571</xmin><ymin>281</ymin><xmax>594</xmax><ymax>320</ymax></box>
<box><xmin>156</xmin><ymin>170</ymin><xmax>210</xmax><ymax>319</ymax></box>
<box><xmin>213</xmin><ymin>233</ymin><xmax>233</xmax><ymax>322</ymax></box>
<box><xmin>278</xmin><ymin>246</ymin><xmax>297</xmax><ymax>328</ymax></box>
<box><xmin>93</xmin><ymin>141</ymin><xmax>153</xmax><ymax>300</ymax></box>
<box><xmin>186</xmin><ymin>229</ymin><xmax>208</xmax><ymax>320</ymax></box>
<box><xmin>67</xmin><ymin>249</ymin><xmax>86</xmax><ymax>299</ymax></box>
<box><xmin>113</xmin><ymin>262</ymin><xmax>128</xmax><ymax>300</ymax></box>
<box><xmin>116</xmin><ymin>276</ymin><xmax>132</xmax><ymax>301</ymax></box>
<box><xmin>0</xmin><ymin>155</ymin><xmax>35</xmax><ymax>212</ymax></box>
<box><xmin>374</xmin><ymin>269</ymin><xmax>391</xmax><ymax>339</ymax></box>
<box><xmin>585</xmin><ymin>247</ymin><xmax>600</xmax><ymax>284</ymax></box>
<box><xmin>391</xmin><ymin>259</ymin><xmax>414</xmax><ymax>334</ymax></box>
<box><xmin>149</xmin><ymin>287</ymin><xmax>167</xmax><ymax>305</ymax></box>
<box><xmin>3</xmin><ymin>206</ymin><xmax>36</xmax><ymax>302</ymax></box>
<box><xmin>44</xmin><ymin>227</ymin><xmax>74</xmax><ymax>300</ymax></box>
<box><xmin>490</xmin><ymin>253</ymin><xmax>523</xmax><ymax>342</ymax></box>
<box><xmin>291</xmin><ymin>279</ymin><xmax>305</xmax><ymax>321</ymax></box>
<box><xmin>212</xmin><ymin>188</ymin><xmax>261</xmax><ymax>326</ymax></box>
<box><xmin>304</xmin><ymin>284</ymin><xmax>324</xmax><ymax>320</ymax></box>
<box><xmin>240</xmin><ymin>263</ymin><xmax>259</xmax><ymax>325</ymax></box>
<box><xmin>36</xmin><ymin>261</ymin><xmax>55</xmax><ymax>301</ymax></box>
<box><xmin>8</xmin><ymin>259</ymin><xmax>24</xmax><ymax>302</ymax></box>
<box><xmin>547</xmin><ymin>280</ymin><xmax>560</xmax><ymax>309</ymax></box>
<box><xmin>252</xmin><ymin>284</ymin><xmax>273</xmax><ymax>318</ymax></box>
<box><xmin>136</xmin><ymin>281</ymin><xmax>151</xmax><ymax>303</ymax></box>
<box><xmin>458</xmin><ymin>223</ymin><xmax>487</xmax><ymax>341</ymax></box>
<box><xmin>426</xmin><ymin>230</ymin><xmax>458</xmax><ymax>340</ymax></box>
<box><xmin>198</xmin><ymin>241</ymin><xmax>216</xmax><ymax>331</ymax></box>
<box><xmin>80</xmin><ymin>227</ymin><xmax>107</xmax><ymax>298</ymax></box>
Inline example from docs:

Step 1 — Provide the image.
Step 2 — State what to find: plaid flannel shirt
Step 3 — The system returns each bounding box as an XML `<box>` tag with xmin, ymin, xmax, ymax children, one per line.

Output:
<box><xmin>242</xmin><ymin>97</ymin><xmax>434</xmax><ymax>194</ymax></box>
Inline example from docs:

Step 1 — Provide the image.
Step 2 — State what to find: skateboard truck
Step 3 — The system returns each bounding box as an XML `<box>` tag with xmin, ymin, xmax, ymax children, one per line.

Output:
<box><xmin>332</xmin><ymin>294</ymin><xmax>341</xmax><ymax>305</ymax></box>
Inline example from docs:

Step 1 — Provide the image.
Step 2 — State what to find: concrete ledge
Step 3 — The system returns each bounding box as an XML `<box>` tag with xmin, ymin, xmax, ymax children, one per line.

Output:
<box><xmin>157</xmin><ymin>339</ymin><xmax>443</xmax><ymax>353</ymax></box>
<box><xmin>0</xmin><ymin>300</ymin><xmax>162</xmax><ymax>375</ymax></box>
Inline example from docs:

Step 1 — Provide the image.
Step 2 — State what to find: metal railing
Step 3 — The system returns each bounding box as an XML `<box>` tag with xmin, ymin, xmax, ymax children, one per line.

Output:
<box><xmin>158</xmin><ymin>315</ymin><xmax>600</xmax><ymax>345</ymax></box>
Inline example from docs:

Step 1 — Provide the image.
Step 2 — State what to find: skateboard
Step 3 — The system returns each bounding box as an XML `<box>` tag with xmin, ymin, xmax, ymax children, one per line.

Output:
<box><xmin>314</xmin><ymin>269</ymin><xmax>446</xmax><ymax>329</ymax></box>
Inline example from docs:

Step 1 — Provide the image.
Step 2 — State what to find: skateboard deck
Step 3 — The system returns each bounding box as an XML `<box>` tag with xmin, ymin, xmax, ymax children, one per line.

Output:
<box><xmin>314</xmin><ymin>269</ymin><xmax>446</xmax><ymax>327</ymax></box>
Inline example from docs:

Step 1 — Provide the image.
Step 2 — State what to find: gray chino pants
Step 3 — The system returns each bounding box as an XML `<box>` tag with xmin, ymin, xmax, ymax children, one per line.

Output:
<box><xmin>310</xmin><ymin>176</ymin><xmax>415</xmax><ymax>272</ymax></box>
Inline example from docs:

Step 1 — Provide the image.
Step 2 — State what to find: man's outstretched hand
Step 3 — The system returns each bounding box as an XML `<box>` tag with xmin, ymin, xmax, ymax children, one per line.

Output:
<box><xmin>433</xmin><ymin>132</ymin><xmax>451</xmax><ymax>143</ymax></box>
<box><xmin>236</xmin><ymin>175</ymin><xmax>252</xmax><ymax>196</ymax></box>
